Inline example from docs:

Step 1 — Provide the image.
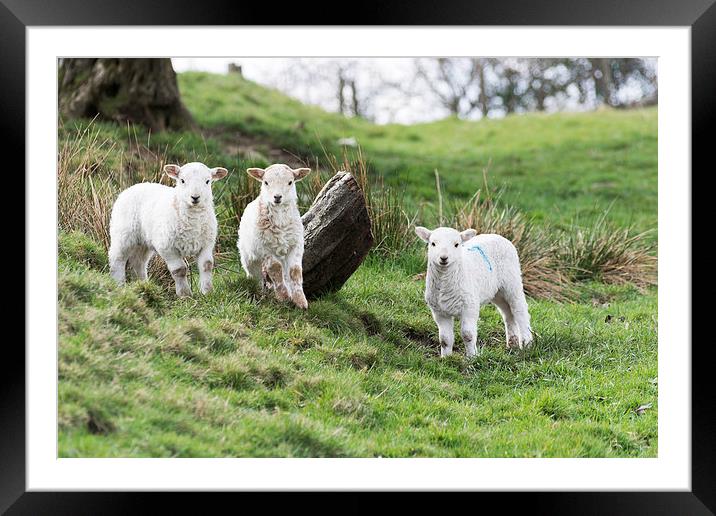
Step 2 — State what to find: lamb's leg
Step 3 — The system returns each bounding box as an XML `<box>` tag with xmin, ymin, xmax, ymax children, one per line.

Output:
<box><xmin>493</xmin><ymin>293</ymin><xmax>522</xmax><ymax>349</ymax></box>
<box><xmin>285</xmin><ymin>251</ymin><xmax>308</xmax><ymax>310</ymax></box>
<box><xmin>162</xmin><ymin>253</ymin><xmax>192</xmax><ymax>298</ymax></box>
<box><xmin>263</xmin><ymin>256</ymin><xmax>290</xmax><ymax>302</ymax></box>
<box><xmin>240</xmin><ymin>248</ymin><xmax>258</xmax><ymax>279</ymax></box>
<box><xmin>129</xmin><ymin>247</ymin><xmax>154</xmax><ymax>281</ymax></box>
<box><xmin>197</xmin><ymin>246</ymin><xmax>214</xmax><ymax>295</ymax></box>
<box><xmin>241</xmin><ymin>258</ymin><xmax>264</xmax><ymax>288</ymax></box>
<box><xmin>460</xmin><ymin>310</ymin><xmax>479</xmax><ymax>357</ymax></box>
<box><xmin>108</xmin><ymin>244</ymin><xmax>129</xmax><ymax>284</ymax></box>
<box><xmin>508</xmin><ymin>291</ymin><xmax>532</xmax><ymax>348</ymax></box>
<box><xmin>432</xmin><ymin>310</ymin><xmax>454</xmax><ymax>357</ymax></box>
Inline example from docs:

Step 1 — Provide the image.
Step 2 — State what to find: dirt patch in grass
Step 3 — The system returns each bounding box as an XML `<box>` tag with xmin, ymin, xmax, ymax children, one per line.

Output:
<box><xmin>86</xmin><ymin>407</ymin><xmax>116</xmax><ymax>435</ymax></box>
<box><xmin>402</xmin><ymin>326</ymin><xmax>436</xmax><ymax>348</ymax></box>
<box><xmin>358</xmin><ymin>312</ymin><xmax>382</xmax><ymax>336</ymax></box>
<box><xmin>203</xmin><ymin>127</ymin><xmax>309</xmax><ymax>168</ymax></box>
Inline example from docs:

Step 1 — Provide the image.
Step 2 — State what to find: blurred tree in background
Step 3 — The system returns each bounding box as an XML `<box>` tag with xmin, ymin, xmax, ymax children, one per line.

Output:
<box><xmin>259</xmin><ymin>57</ymin><xmax>657</xmax><ymax>123</ymax></box>
<box><xmin>59</xmin><ymin>58</ymin><xmax>195</xmax><ymax>131</ymax></box>
<box><xmin>412</xmin><ymin>58</ymin><xmax>657</xmax><ymax>119</ymax></box>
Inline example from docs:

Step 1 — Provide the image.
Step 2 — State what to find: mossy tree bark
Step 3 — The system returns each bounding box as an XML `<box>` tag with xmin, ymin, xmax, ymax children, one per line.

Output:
<box><xmin>301</xmin><ymin>172</ymin><xmax>373</xmax><ymax>298</ymax></box>
<box><xmin>58</xmin><ymin>58</ymin><xmax>195</xmax><ymax>132</ymax></box>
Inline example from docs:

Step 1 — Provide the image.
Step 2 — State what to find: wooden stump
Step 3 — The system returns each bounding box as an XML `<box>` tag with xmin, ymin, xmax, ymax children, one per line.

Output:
<box><xmin>302</xmin><ymin>172</ymin><xmax>373</xmax><ymax>298</ymax></box>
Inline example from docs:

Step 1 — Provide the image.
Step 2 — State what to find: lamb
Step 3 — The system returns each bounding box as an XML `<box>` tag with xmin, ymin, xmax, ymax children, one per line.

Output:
<box><xmin>415</xmin><ymin>226</ymin><xmax>533</xmax><ymax>357</ymax></box>
<box><xmin>237</xmin><ymin>164</ymin><xmax>312</xmax><ymax>309</ymax></box>
<box><xmin>108</xmin><ymin>162</ymin><xmax>228</xmax><ymax>297</ymax></box>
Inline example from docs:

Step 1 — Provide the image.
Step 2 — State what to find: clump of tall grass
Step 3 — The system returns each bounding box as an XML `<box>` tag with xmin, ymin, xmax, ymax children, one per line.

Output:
<box><xmin>450</xmin><ymin>190</ymin><xmax>570</xmax><ymax>301</ymax></box>
<box><xmin>213</xmin><ymin>169</ymin><xmax>257</xmax><ymax>246</ymax></box>
<box><xmin>58</xmin><ymin>121</ymin><xmax>167</xmax><ymax>251</ymax></box>
<box><xmin>319</xmin><ymin>146</ymin><xmax>419</xmax><ymax>258</ymax></box>
<box><xmin>58</xmin><ymin>120</ymin><xmax>191</xmax><ymax>285</ymax></box>
<box><xmin>558</xmin><ymin>213</ymin><xmax>656</xmax><ymax>290</ymax></box>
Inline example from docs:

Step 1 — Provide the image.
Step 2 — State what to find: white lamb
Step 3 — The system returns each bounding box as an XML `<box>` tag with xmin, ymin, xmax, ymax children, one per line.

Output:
<box><xmin>108</xmin><ymin>162</ymin><xmax>228</xmax><ymax>297</ymax></box>
<box><xmin>238</xmin><ymin>164</ymin><xmax>312</xmax><ymax>309</ymax></box>
<box><xmin>415</xmin><ymin>226</ymin><xmax>533</xmax><ymax>357</ymax></box>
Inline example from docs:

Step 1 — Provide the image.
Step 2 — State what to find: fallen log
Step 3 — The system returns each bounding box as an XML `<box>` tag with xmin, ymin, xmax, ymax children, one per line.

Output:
<box><xmin>301</xmin><ymin>172</ymin><xmax>373</xmax><ymax>298</ymax></box>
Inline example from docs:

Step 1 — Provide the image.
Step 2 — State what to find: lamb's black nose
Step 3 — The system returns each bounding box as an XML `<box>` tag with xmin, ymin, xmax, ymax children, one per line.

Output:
<box><xmin>274</xmin><ymin>194</ymin><xmax>282</xmax><ymax>203</ymax></box>
<box><xmin>439</xmin><ymin>256</ymin><xmax>448</xmax><ymax>264</ymax></box>
<box><xmin>191</xmin><ymin>196</ymin><xmax>200</xmax><ymax>204</ymax></box>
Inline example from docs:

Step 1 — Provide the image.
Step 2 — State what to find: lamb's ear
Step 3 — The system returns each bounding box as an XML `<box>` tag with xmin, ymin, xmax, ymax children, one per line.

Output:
<box><xmin>460</xmin><ymin>229</ymin><xmax>477</xmax><ymax>242</ymax></box>
<box><xmin>246</xmin><ymin>168</ymin><xmax>265</xmax><ymax>181</ymax></box>
<box><xmin>164</xmin><ymin>164</ymin><xmax>181</xmax><ymax>180</ymax></box>
<box><xmin>292</xmin><ymin>167</ymin><xmax>311</xmax><ymax>181</ymax></box>
<box><xmin>415</xmin><ymin>226</ymin><xmax>432</xmax><ymax>243</ymax></box>
<box><xmin>211</xmin><ymin>167</ymin><xmax>229</xmax><ymax>180</ymax></box>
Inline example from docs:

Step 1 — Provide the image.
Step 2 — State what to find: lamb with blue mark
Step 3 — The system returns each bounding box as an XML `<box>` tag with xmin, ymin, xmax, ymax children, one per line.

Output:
<box><xmin>415</xmin><ymin>227</ymin><xmax>533</xmax><ymax>356</ymax></box>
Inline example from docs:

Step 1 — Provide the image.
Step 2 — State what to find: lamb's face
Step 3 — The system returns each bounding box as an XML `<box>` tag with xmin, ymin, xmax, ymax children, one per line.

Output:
<box><xmin>415</xmin><ymin>226</ymin><xmax>478</xmax><ymax>269</ymax></box>
<box><xmin>246</xmin><ymin>164</ymin><xmax>311</xmax><ymax>207</ymax></box>
<box><xmin>164</xmin><ymin>162</ymin><xmax>228</xmax><ymax>208</ymax></box>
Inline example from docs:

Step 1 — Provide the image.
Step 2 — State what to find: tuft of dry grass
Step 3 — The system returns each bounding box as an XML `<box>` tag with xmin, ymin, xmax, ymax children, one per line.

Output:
<box><xmin>213</xmin><ymin>168</ymin><xmax>257</xmax><ymax>256</ymax></box>
<box><xmin>58</xmin><ymin>121</ymin><xmax>176</xmax><ymax>283</ymax></box>
<box><xmin>558</xmin><ymin>214</ymin><xmax>657</xmax><ymax>290</ymax></box>
<box><xmin>58</xmin><ymin>121</ymin><xmax>169</xmax><ymax>248</ymax></box>
<box><xmin>451</xmin><ymin>190</ymin><xmax>570</xmax><ymax>301</ymax></box>
<box><xmin>319</xmin><ymin>146</ymin><xmax>419</xmax><ymax>258</ymax></box>
<box><xmin>58</xmin><ymin>123</ymin><xmax>118</xmax><ymax>251</ymax></box>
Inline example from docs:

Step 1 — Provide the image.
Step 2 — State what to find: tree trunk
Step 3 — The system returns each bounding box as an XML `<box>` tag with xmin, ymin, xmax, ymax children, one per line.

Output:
<box><xmin>476</xmin><ymin>59</ymin><xmax>488</xmax><ymax>117</ymax></box>
<box><xmin>348</xmin><ymin>79</ymin><xmax>361</xmax><ymax>117</ymax></box>
<box><xmin>301</xmin><ymin>172</ymin><xmax>373</xmax><ymax>298</ymax></box>
<box><xmin>58</xmin><ymin>58</ymin><xmax>195</xmax><ymax>132</ymax></box>
<box><xmin>337</xmin><ymin>72</ymin><xmax>346</xmax><ymax>115</ymax></box>
<box><xmin>591</xmin><ymin>58</ymin><xmax>616</xmax><ymax>107</ymax></box>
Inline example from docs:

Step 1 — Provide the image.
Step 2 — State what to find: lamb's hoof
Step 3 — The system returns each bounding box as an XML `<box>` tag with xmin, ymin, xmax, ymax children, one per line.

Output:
<box><xmin>507</xmin><ymin>335</ymin><xmax>521</xmax><ymax>349</ymax></box>
<box><xmin>200</xmin><ymin>282</ymin><xmax>213</xmax><ymax>295</ymax></box>
<box><xmin>275</xmin><ymin>285</ymin><xmax>290</xmax><ymax>302</ymax></box>
<box><xmin>291</xmin><ymin>291</ymin><xmax>308</xmax><ymax>310</ymax></box>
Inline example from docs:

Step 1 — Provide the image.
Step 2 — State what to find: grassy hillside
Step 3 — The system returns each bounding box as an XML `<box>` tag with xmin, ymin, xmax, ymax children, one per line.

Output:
<box><xmin>178</xmin><ymin>72</ymin><xmax>658</xmax><ymax>233</ymax></box>
<box><xmin>60</xmin><ymin>232</ymin><xmax>656</xmax><ymax>457</ymax></box>
<box><xmin>57</xmin><ymin>72</ymin><xmax>658</xmax><ymax>458</ymax></box>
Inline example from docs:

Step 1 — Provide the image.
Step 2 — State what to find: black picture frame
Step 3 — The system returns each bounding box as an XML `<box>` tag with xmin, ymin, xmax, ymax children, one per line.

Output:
<box><xmin>4</xmin><ymin>0</ymin><xmax>711</xmax><ymax>512</ymax></box>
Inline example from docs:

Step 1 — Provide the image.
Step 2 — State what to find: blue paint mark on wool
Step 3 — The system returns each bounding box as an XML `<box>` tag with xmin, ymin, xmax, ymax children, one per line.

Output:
<box><xmin>466</xmin><ymin>244</ymin><xmax>493</xmax><ymax>272</ymax></box>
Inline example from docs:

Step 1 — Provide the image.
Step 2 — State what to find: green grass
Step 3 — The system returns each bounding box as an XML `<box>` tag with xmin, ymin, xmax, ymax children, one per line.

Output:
<box><xmin>59</xmin><ymin>232</ymin><xmax>657</xmax><ymax>458</ymax></box>
<box><xmin>177</xmin><ymin>71</ymin><xmax>657</xmax><ymax>233</ymax></box>
<box><xmin>57</xmin><ymin>71</ymin><xmax>658</xmax><ymax>457</ymax></box>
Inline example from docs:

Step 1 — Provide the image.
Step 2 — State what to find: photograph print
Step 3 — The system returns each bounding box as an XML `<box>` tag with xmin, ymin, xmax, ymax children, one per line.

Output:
<box><xmin>57</xmin><ymin>57</ymin><xmax>658</xmax><ymax>458</ymax></box>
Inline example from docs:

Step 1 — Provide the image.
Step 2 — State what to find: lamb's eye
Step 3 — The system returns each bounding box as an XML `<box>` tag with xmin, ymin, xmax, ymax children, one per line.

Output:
<box><xmin>264</xmin><ymin>181</ymin><xmax>269</xmax><ymax>186</ymax></box>
<box><xmin>206</xmin><ymin>180</ymin><xmax>210</xmax><ymax>184</ymax></box>
<box><xmin>431</xmin><ymin>242</ymin><xmax>435</xmax><ymax>247</ymax></box>
<box><xmin>181</xmin><ymin>179</ymin><xmax>185</xmax><ymax>184</ymax></box>
<box><xmin>454</xmin><ymin>243</ymin><xmax>459</xmax><ymax>248</ymax></box>
<box><xmin>288</xmin><ymin>181</ymin><xmax>292</xmax><ymax>186</ymax></box>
